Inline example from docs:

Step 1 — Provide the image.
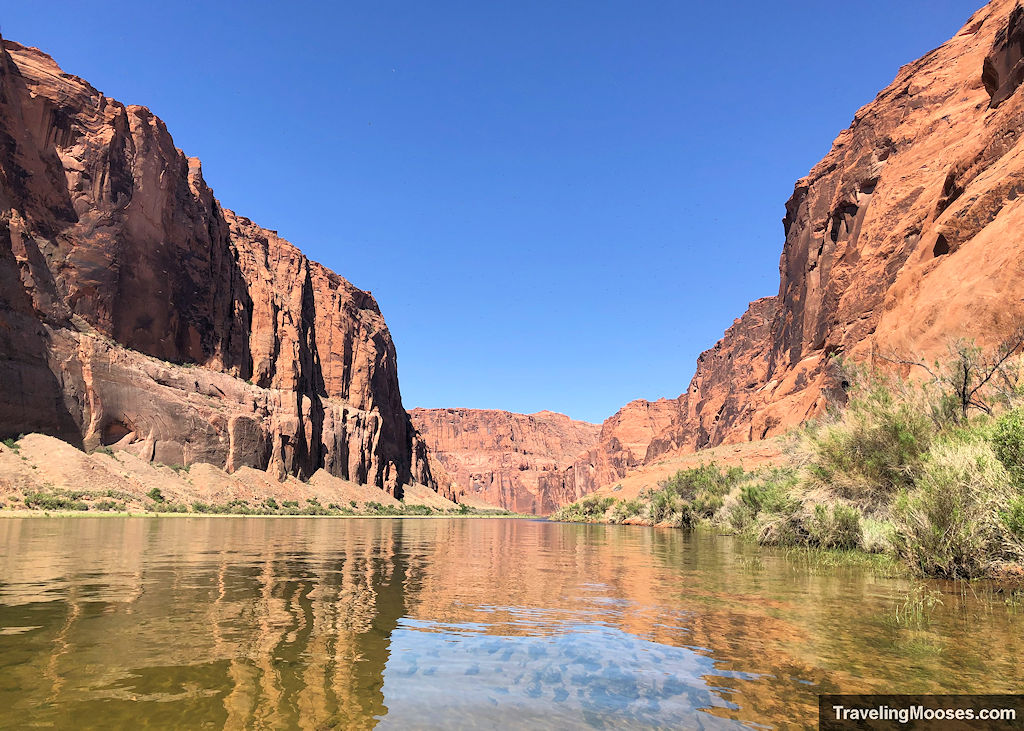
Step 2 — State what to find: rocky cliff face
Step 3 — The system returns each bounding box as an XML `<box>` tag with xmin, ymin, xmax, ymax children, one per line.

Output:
<box><xmin>0</xmin><ymin>38</ymin><xmax>441</xmax><ymax>496</ymax></box>
<box><xmin>409</xmin><ymin>408</ymin><xmax>600</xmax><ymax>514</ymax></box>
<box><xmin>568</xmin><ymin>0</ymin><xmax>1024</xmax><ymax>495</ymax></box>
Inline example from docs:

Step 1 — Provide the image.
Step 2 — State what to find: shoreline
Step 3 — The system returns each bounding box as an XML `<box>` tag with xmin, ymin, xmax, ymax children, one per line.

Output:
<box><xmin>0</xmin><ymin>510</ymin><xmax>536</xmax><ymax>520</ymax></box>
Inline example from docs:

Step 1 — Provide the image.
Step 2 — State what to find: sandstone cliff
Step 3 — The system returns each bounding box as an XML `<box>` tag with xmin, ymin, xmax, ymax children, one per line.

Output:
<box><xmin>0</xmin><ymin>38</ymin><xmax>442</xmax><ymax>497</ymax></box>
<box><xmin>409</xmin><ymin>408</ymin><xmax>600</xmax><ymax>514</ymax></box>
<box><xmin>567</xmin><ymin>0</ymin><xmax>1024</xmax><ymax>493</ymax></box>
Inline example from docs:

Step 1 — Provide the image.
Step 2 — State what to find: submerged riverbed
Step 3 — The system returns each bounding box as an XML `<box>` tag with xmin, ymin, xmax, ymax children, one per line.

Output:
<box><xmin>0</xmin><ymin>517</ymin><xmax>1021</xmax><ymax>728</ymax></box>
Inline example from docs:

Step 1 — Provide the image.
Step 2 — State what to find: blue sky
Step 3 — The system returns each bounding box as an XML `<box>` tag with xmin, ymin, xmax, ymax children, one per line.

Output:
<box><xmin>5</xmin><ymin>1</ymin><xmax>983</xmax><ymax>423</ymax></box>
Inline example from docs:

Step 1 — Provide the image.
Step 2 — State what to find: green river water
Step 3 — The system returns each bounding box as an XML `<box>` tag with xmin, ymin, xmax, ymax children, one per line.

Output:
<box><xmin>0</xmin><ymin>517</ymin><xmax>1021</xmax><ymax>728</ymax></box>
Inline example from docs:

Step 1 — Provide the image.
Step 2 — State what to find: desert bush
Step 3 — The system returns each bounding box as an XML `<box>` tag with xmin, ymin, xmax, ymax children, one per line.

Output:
<box><xmin>609</xmin><ymin>499</ymin><xmax>643</xmax><ymax>524</ymax></box>
<box><xmin>24</xmin><ymin>493</ymin><xmax>88</xmax><ymax>511</ymax></box>
<box><xmin>191</xmin><ymin>501</ymin><xmax>230</xmax><ymax>514</ymax></box>
<box><xmin>719</xmin><ymin>468</ymin><xmax>799</xmax><ymax>534</ymax></box>
<box><xmin>153</xmin><ymin>502</ymin><xmax>188</xmax><ymax>514</ymax></box>
<box><xmin>403</xmin><ymin>504</ymin><xmax>434</xmax><ymax>516</ymax></box>
<box><xmin>552</xmin><ymin>495</ymin><xmax>616</xmax><ymax>522</ymax></box>
<box><xmin>644</xmin><ymin>491</ymin><xmax>681</xmax><ymax>525</ymax></box>
<box><xmin>805</xmin><ymin>381</ymin><xmax>933</xmax><ymax>501</ymax></box>
<box><xmin>756</xmin><ymin>509</ymin><xmax>807</xmax><ymax>547</ymax></box>
<box><xmin>724</xmin><ymin>499</ymin><xmax>755</xmax><ymax>531</ymax></box>
<box><xmin>992</xmin><ymin>407</ymin><xmax>1024</xmax><ymax>483</ymax></box>
<box><xmin>147</xmin><ymin>487</ymin><xmax>165</xmax><ymax>503</ymax></box>
<box><xmin>1000</xmin><ymin>497</ymin><xmax>1024</xmax><ymax>540</ymax></box>
<box><xmin>860</xmin><ymin>517</ymin><xmax>895</xmax><ymax>554</ymax></box>
<box><xmin>659</xmin><ymin>464</ymin><xmax>745</xmax><ymax>501</ymax></box>
<box><xmin>892</xmin><ymin>440</ymin><xmax>1021</xmax><ymax>578</ymax></box>
<box><xmin>94</xmin><ymin>499</ymin><xmax>124</xmax><ymax>512</ymax></box>
<box><xmin>740</xmin><ymin>468</ymin><xmax>800</xmax><ymax>514</ymax></box>
<box><xmin>807</xmin><ymin>503</ymin><xmax>862</xmax><ymax>550</ymax></box>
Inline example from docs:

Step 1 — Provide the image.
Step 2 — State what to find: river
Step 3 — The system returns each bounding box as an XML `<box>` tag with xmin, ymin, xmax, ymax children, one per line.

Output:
<box><xmin>0</xmin><ymin>517</ymin><xmax>1020</xmax><ymax>728</ymax></box>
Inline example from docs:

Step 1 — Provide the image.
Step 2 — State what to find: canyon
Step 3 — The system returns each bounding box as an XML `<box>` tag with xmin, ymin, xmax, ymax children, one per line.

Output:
<box><xmin>414</xmin><ymin>0</ymin><xmax>1024</xmax><ymax>512</ymax></box>
<box><xmin>4</xmin><ymin>0</ymin><xmax>1024</xmax><ymax>514</ymax></box>
<box><xmin>0</xmin><ymin>36</ymin><xmax>445</xmax><ymax>499</ymax></box>
<box><xmin>409</xmin><ymin>408</ymin><xmax>600</xmax><ymax>514</ymax></box>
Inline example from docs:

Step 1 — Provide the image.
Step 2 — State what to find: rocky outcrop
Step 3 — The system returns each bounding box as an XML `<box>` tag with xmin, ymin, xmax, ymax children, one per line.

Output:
<box><xmin>565</xmin><ymin>398</ymin><xmax>686</xmax><ymax>499</ymax></box>
<box><xmin>569</xmin><ymin>0</ymin><xmax>1024</xmax><ymax>493</ymax></box>
<box><xmin>0</xmin><ymin>38</ymin><xmax>439</xmax><ymax>496</ymax></box>
<box><xmin>409</xmin><ymin>408</ymin><xmax>600</xmax><ymax>514</ymax></box>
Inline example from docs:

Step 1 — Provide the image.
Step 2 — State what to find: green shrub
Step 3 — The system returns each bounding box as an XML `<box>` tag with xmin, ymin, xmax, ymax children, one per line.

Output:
<box><xmin>807</xmin><ymin>503</ymin><xmax>862</xmax><ymax>550</ymax></box>
<box><xmin>1000</xmin><ymin>497</ymin><xmax>1024</xmax><ymax>540</ymax></box>
<box><xmin>2</xmin><ymin>438</ymin><xmax>20</xmax><ymax>452</ymax></box>
<box><xmin>721</xmin><ymin>468</ymin><xmax>801</xmax><ymax>535</ymax></box>
<box><xmin>551</xmin><ymin>495</ymin><xmax>616</xmax><ymax>522</ymax></box>
<box><xmin>403</xmin><ymin>504</ymin><xmax>434</xmax><ymax>516</ymax></box>
<box><xmin>757</xmin><ymin>510</ymin><xmax>807</xmax><ymax>546</ymax></box>
<box><xmin>805</xmin><ymin>382</ymin><xmax>933</xmax><ymax>500</ymax></box>
<box><xmin>152</xmin><ymin>502</ymin><xmax>188</xmax><ymax>514</ymax></box>
<box><xmin>893</xmin><ymin>440</ymin><xmax>1020</xmax><ymax>578</ymax></box>
<box><xmin>24</xmin><ymin>493</ymin><xmax>88</xmax><ymax>511</ymax></box>
<box><xmin>861</xmin><ymin>517</ymin><xmax>895</xmax><ymax>554</ymax></box>
<box><xmin>94</xmin><ymin>499</ymin><xmax>124</xmax><ymax>512</ymax></box>
<box><xmin>740</xmin><ymin>468</ymin><xmax>799</xmax><ymax>514</ymax></box>
<box><xmin>644</xmin><ymin>491</ymin><xmax>680</xmax><ymax>525</ymax></box>
<box><xmin>264</xmin><ymin>497</ymin><xmax>279</xmax><ymax>510</ymax></box>
<box><xmin>992</xmin><ymin>407</ymin><xmax>1024</xmax><ymax>483</ymax></box>
<box><xmin>659</xmin><ymin>464</ymin><xmax>745</xmax><ymax>501</ymax></box>
<box><xmin>147</xmin><ymin>487</ymin><xmax>165</xmax><ymax>503</ymax></box>
<box><xmin>191</xmin><ymin>501</ymin><xmax>230</xmax><ymax>514</ymax></box>
<box><xmin>282</xmin><ymin>500</ymin><xmax>299</xmax><ymax>508</ymax></box>
<box><xmin>725</xmin><ymin>500</ymin><xmax>755</xmax><ymax>530</ymax></box>
<box><xmin>692</xmin><ymin>492</ymin><xmax>723</xmax><ymax>519</ymax></box>
<box><xmin>609</xmin><ymin>499</ymin><xmax>643</xmax><ymax>524</ymax></box>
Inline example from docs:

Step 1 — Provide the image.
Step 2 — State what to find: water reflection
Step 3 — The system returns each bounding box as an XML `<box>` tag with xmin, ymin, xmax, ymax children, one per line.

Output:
<box><xmin>0</xmin><ymin>518</ymin><xmax>1021</xmax><ymax>729</ymax></box>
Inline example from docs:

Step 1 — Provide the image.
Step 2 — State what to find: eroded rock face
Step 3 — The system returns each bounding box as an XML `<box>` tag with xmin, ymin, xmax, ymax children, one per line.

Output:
<box><xmin>409</xmin><ymin>408</ymin><xmax>600</xmax><ymax>514</ymax></box>
<box><xmin>568</xmin><ymin>0</ymin><xmax>1024</xmax><ymax>492</ymax></box>
<box><xmin>0</xmin><ymin>38</ymin><xmax>437</xmax><ymax>496</ymax></box>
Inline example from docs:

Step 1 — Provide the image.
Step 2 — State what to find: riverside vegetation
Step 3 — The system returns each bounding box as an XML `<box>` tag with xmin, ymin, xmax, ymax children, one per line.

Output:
<box><xmin>553</xmin><ymin>336</ymin><xmax>1024</xmax><ymax>580</ymax></box>
<box><xmin>6</xmin><ymin>487</ymin><xmax>514</xmax><ymax>518</ymax></box>
<box><xmin>6</xmin><ymin>486</ymin><xmax>514</xmax><ymax>518</ymax></box>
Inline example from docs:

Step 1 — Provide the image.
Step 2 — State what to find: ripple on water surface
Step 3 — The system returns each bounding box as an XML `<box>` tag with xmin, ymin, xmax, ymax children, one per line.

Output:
<box><xmin>0</xmin><ymin>517</ymin><xmax>1021</xmax><ymax>729</ymax></box>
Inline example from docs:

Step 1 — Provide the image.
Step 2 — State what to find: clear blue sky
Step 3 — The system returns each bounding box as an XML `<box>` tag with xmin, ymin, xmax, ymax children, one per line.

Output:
<box><xmin>4</xmin><ymin>1</ymin><xmax>983</xmax><ymax>423</ymax></box>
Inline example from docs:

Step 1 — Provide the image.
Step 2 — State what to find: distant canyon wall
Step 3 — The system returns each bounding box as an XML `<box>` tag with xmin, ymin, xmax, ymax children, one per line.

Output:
<box><xmin>408</xmin><ymin>408</ymin><xmax>600</xmax><ymax>514</ymax></box>
<box><xmin>0</xmin><ymin>38</ymin><xmax>441</xmax><ymax>496</ymax></box>
<box><xmin>434</xmin><ymin>0</ymin><xmax>1024</xmax><ymax>508</ymax></box>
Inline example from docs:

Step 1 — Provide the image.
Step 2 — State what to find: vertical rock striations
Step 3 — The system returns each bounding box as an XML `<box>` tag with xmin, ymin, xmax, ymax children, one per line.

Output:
<box><xmin>409</xmin><ymin>409</ymin><xmax>600</xmax><ymax>514</ymax></box>
<box><xmin>579</xmin><ymin>0</ymin><xmax>1024</xmax><ymax>492</ymax></box>
<box><xmin>0</xmin><ymin>38</ymin><xmax>437</xmax><ymax>495</ymax></box>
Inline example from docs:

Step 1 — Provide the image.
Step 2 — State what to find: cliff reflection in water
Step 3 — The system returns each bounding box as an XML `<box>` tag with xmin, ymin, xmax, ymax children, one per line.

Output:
<box><xmin>1</xmin><ymin>518</ymin><xmax>1022</xmax><ymax>729</ymax></box>
<box><xmin>0</xmin><ymin>518</ymin><xmax>420</xmax><ymax>729</ymax></box>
